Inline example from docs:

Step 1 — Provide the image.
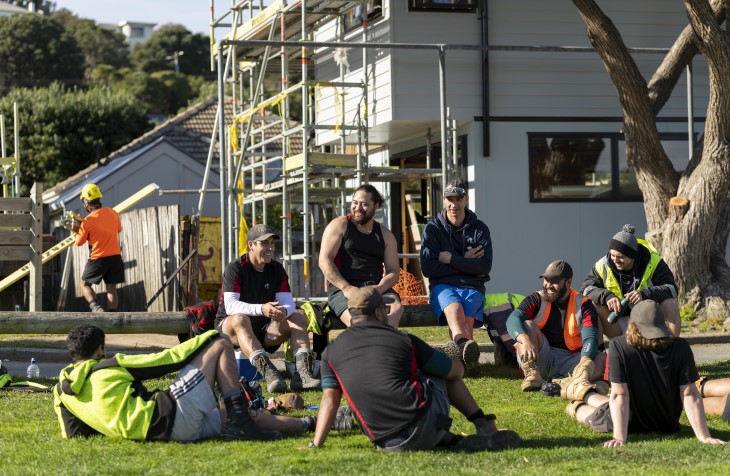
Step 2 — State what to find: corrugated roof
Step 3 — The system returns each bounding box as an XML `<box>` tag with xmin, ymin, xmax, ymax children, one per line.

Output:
<box><xmin>44</xmin><ymin>96</ymin><xmax>303</xmax><ymax>202</ymax></box>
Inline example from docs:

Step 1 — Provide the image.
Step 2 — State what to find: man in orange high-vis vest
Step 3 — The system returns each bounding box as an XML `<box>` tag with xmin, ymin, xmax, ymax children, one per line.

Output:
<box><xmin>505</xmin><ymin>260</ymin><xmax>606</xmax><ymax>397</ymax></box>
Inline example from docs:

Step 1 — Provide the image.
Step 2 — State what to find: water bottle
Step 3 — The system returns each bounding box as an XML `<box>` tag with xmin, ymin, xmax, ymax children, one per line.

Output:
<box><xmin>607</xmin><ymin>298</ymin><xmax>630</xmax><ymax>323</ymax></box>
<box><xmin>26</xmin><ymin>358</ymin><xmax>40</xmax><ymax>378</ymax></box>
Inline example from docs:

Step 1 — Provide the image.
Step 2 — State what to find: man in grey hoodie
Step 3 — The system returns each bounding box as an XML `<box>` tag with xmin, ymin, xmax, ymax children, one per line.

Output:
<box><xmin>420</xmin><ymin>179</ymin><xmax>493</xmax><ymax>371</ymax></box>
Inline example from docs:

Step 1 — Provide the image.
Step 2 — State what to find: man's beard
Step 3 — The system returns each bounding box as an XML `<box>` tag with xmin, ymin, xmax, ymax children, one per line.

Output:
<box><xmin>544</xmin><ymin>283</ymin><xmax>568</xmax><ymax>303</ymax></box>
<box><xmin>352</xmin><ymin>208</ymin><xmax>375</xmax><ymax>226</ymax></box>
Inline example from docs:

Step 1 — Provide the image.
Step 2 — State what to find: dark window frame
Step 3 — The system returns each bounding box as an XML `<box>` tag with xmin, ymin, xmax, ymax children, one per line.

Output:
<box><xmin>343</xmin><ymin>0</ymin><xmax>384</xmax><ymax>33</ymax></box>
<box><xmin>528</xmin><ymin>132</ymin><xmax>691</xmax><ymax>203</ymax></box>
<box><xmin>409</xmin><ymin>0</ymin><xmax>476</xmax><ymax>13</ymax></box>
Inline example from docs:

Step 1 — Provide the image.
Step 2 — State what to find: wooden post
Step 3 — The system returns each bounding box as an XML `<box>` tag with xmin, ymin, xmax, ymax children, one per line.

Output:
<box><xmin>29</xmin><ymin>182</ymin><xmax>42</xmax><ymax>311</ymax></box>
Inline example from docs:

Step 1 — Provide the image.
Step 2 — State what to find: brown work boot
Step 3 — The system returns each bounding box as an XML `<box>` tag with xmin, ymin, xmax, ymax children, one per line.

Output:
<box><xmin>253</xmin><ymin>354</ymin><xmax>287</xmax><ymax>394</ymax></box>
<box><xmin>461</xmin><ymin>340</ymin><xmax>481</xmax><ymax>372</ymax></box>
<box><xmin>520</xmin><ymin>359</ymin><xmax>544</xmax><ymax>392</ymax></box>
<box><xmin>291</xmin><ymin>351</ymin><xmax>320</xmax><ymax>391</ymax></box>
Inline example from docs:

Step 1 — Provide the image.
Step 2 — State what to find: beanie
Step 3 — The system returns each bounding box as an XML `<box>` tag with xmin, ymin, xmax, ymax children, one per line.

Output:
<box><xmin>609</xmin><ymin>224</ymin><xmax>638</xmax><ymax>259</ymax></box>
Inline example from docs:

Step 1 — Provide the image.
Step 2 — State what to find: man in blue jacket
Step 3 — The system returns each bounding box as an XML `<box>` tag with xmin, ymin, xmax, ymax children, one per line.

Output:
<box><xmin>420</xmin><ymin>179</ymin><xmax>493</xmax><ymax>371</ymax></box>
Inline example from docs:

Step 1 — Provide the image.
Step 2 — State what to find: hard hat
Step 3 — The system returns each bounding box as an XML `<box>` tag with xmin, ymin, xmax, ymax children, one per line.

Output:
<box><xmin>80</xmin><ymin>183</ymin><xmax>102</xmax><ymax>202</ymax></box>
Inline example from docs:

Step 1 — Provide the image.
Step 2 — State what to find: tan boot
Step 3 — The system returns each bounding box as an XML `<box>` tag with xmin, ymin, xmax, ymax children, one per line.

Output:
<box><xmin>571</xmin><ymin>359</ymin><xmax>595</xmax><ymax>382</ymax></box>
<box><xmin>520</xmin><ymin>359</ymin><xmax>544</xmax><ymax>392</ymax></box>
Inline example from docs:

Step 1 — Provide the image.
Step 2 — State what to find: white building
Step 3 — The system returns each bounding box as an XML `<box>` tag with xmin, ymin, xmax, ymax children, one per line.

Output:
<box><xmin>99</xmin><ymin>20</ymin><xmax>156</xmax><ymax>48</ymax></box>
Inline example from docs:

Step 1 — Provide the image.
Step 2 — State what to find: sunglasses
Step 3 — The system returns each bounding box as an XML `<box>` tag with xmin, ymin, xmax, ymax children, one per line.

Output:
<box><xmin>444</xmin><ymin>186</ymin><xmax>466</xmax><ymax>196</ymax></box>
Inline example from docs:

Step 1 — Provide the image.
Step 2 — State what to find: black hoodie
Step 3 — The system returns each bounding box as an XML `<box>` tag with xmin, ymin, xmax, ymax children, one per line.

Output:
<box><xmin>420</xmin><ymin>208</ymin><xmax>493</xmax><ymax>293</ymax></box>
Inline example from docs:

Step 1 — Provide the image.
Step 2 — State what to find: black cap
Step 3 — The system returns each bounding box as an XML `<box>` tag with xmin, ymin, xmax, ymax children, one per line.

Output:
<box><xmin>539</xmin><ymin>260</ymin><xmax>573</xmax><ymax>280</ymax></box>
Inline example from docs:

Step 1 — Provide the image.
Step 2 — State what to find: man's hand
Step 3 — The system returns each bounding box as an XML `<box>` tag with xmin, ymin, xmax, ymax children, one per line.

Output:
<box><xmin>341</xmin><ymin>284</ymin><xmax>357</xmax><ymax>300</ymax></box>
<box><xmin>624</xmin><ymin>290</ymin><xmax>643</xmax><ymax>305</ymax></box>
<box><xmin>606</xmin><ymin>296</ymin><xmax>622</xmax><ymax>314</ymax></box>
<box><xmin>515</xmin><ymin>336</ymin><xmax>538</xmax><ymax>363</ymax></box>
<box><xmin>602</xmin><ymin>438</ymin><xmax>625</xmax><ymax>448</ymax></box>
<box><xmin>464</xmin><ymin>245</ymin><xmax>484</xmax><ymax>259</ymax></box>
<box><xmin>438</xmin><ymin>251</ymin><xmax>452</xmax><ymax>264</ymax></box>
<box><xmin>262</xmin><ymin>302</ymin><xmax>286</xmax><ymax>320</ymax></box>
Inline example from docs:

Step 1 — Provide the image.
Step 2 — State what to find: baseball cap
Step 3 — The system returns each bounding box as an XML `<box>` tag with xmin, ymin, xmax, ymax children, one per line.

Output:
<box><xmin>443</xmin><ymin>179</ymin><xmax>467</xmax><ymax>198</ymax></box>
<box><xmin>539</xmin><ymin>260</ymin><xmax>573</xmax><ymax>280</ymax></box>
<box><xmin>630</xmin><ymin>300</ymin><xmax>670</xmax><ymax>339</ymax></box>
<box><xmin>247</xmin><ymin>224</ymin><xmax>281</xmax><ymax>242</ymax></box>
<box><xmin>348</xmin><ymin>286</ymin><xmax>396</xmax><ymax>316</ymax></box>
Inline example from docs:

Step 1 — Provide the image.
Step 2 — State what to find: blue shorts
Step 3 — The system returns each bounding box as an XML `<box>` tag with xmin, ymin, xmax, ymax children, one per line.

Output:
<box><xmin>429</xmin><ymin>285</ymin><xmax>485</xmax><ymax>327</ymax></box>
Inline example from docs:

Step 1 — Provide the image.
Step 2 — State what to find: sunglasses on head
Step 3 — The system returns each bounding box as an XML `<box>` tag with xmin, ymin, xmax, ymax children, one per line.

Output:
<box><xmin>444</xmin><ymin>186</ymin><xmax>466</xmax><ymax>196</ymax></box>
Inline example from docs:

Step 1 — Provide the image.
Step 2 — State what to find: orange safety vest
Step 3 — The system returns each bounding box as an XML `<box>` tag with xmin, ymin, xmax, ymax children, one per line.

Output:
<box><xmin>534</xmin><ymin>288</ymin><xmax>588</xmax><ymax>351</ymax></box>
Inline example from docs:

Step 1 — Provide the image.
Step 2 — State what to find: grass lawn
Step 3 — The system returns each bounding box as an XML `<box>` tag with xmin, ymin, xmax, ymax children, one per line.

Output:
<box><xmin>3</xmin><ymin>356</ymin><xmax>730</xmax><ymax>476</ymax></box>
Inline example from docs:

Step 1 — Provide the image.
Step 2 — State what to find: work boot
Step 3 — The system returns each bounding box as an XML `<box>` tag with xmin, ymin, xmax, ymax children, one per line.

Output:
<box><xmin>520</xmin><ymin>359</ymin><xmax>544</xmax><ymax>392</ymax></box>
<box><xmin>461</xmin><ymin>340</ymin><xmax>480</xmax><ymax>372</ymax></box>
<box><xmin>455</xmin><ymin>430</ymin><xmax>521</xmax><ymax>452</ymax></box>
<box><xmin>333</xmin><ymin>405</ymin><xmax>358</xmax><ymax>431</ymax></box>
<box><xmin>291</xmin><ymin>351</ymin><xmax>321</xmax><ymax>391</ymax></box>
<box><xmin>443</xmin><ymin>340</ymin><xmax>463</xmax><ymax>364</ymax></box>
<box><xmin>222</xmin><ymin>395</ymin><xmax>281</xmax><ymax>441</ymax></box>
<box><xmin>253</xmin><ymin>354</ymin><xmax>287</xmax><ymax>394</ymax></box>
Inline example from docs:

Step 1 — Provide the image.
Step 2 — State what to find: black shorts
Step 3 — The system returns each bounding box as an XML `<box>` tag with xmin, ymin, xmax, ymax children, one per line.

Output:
<box><xmin>81</xmin><ymin>255</ymin><xmax>125</xmax><ymax>285</ymax></box>
<box><xmin>215</xmin><ymin>314</ymin><xmax>281</xmax><ymax>354</ymax></box>
<box><xmin>327</xmin><ymin>281</ymin><xmax>400</xmax><ymax>317</ymax></box>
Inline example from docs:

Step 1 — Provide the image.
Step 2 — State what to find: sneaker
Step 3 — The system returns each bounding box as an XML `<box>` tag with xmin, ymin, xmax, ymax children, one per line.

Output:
<box><xmin>520</xmin><ymin>359</ymin><xmax>544</xmax><ymax>392</ymax></box>
<box><xmin>89</xmin><ymin>302</ymin><xmax>104</xmax><ymax>313</ymax></box>
<box><xmin>461</xmin><ymin>340</ymin><xmax>480</xmax><ymax>371</ymax></box>
<box><xmin>222</xmin><ymin>398</ymin><xmax>281</xmax><ymax>441</ymax></box>
<box><xmin>455</xmin><ymin>430</ymin><xmax>521</xmax><ymax>452</ymax></box>
<box><xmin>253</xmin><ymin>355</ymin><xmax>287</xmax><ymax>394</ymax></box>
<box><xmin>333</xmin><ymin>405</ymin><xmax>358</xmax><ymax>431</ymax></box>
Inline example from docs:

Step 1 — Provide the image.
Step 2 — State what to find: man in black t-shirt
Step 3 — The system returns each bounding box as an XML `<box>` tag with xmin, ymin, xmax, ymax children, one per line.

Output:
<box><xmin>307</xmin><ymin>286</ymin><xmax>521</xmax><ymax>452</ymax></box>
<box><xmin>564</xmin><ymin>300</ymin><xmax>725</xmax><ymax>447</ymax></box>
<box><xmin>215</xmin><ymin>224</ymin><xmax>319</xmax><ymax>394</ymax></box>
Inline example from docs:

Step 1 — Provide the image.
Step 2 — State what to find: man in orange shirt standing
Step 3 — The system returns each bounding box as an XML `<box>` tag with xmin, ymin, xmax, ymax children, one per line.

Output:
<box><xmin>72</xmin><ymin>183</ymin><xmax>124</xmax><ymax>313</ymax></box>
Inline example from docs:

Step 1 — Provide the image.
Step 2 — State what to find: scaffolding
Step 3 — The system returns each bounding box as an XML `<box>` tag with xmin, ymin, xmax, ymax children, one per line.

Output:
<box><xmin>207</xmin><ymin>1</ymin><xmax>464</xmax><ymax>297</ymax></box>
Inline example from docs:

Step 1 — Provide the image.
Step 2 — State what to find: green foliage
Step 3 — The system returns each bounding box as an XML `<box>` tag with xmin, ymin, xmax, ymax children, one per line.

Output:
<box><xmin>681</xmin><ymin>304</ymin><xmax>697</xmax><ymax>323</ymax></box>
<box><xmin>699</xmin><ymin>315</ymin><xmax>726</xmax><ymax>333</ymax></box>
<box><xmin>0</xmin><ymin>13</ymin><xmax>84</xmax><ymax>92</ymax></box>
<box><xmin>131</xmin><ymin>24</ymin><xmax>211</xmax><ymax>77</ymax></box>
<box><xmin>50</xmin><ymin>9</ymin><xmax>130</xmax><ymax>78</ymax></box>
<box><xmin>0</xmin><ymin>84</ymin><xmax>150</xmax><ymax>194</ymax></box>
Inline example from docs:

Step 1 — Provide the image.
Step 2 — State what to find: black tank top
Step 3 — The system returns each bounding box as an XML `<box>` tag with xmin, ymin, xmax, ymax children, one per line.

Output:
<box><xmin>335</xmin><ymin>215</ymin><xmax>385</xmax><ymax>283</ymax></box>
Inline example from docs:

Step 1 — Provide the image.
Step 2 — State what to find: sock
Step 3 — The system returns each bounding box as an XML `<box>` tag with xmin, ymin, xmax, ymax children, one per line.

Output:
<box><xmin>456</xmin><ymin>337</ymin><xmax>468</xmax><ymax>347</ymax></box>
<box><xmin>467</xmin><ymin>409</ymin><xmax>485</xmax><ymax>422</ymax></box>
<box><xmin>249</xmin><ymin>349</ymin><xmax>265</xmax><ymax>365</ymax></box>
<box><xmin>294</xmin><ymin>348</ymin><xmax>311</xmax><ymax>357</ymax></box>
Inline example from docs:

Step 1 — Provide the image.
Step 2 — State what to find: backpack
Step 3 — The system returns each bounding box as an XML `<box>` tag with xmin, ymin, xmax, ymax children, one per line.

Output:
<box><xmin>483</xmin><ymin>292</ymin><xmax>525</xmax><ymax>367</ymax></box>
<box><xmin>184</xmin><ymin>299</ymin><xmax>218</xmax><ymax>337</ymax></box>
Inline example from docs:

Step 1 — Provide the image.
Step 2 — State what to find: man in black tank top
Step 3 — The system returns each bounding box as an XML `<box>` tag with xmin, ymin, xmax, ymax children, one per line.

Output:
<box><xmin>319</xmin><ymin>184</ymin><xmax>403</xmax><ymax>327</ymax></box>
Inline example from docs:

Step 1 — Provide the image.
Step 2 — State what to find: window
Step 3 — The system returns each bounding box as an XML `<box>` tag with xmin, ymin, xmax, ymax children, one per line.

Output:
<box><xmin>343</xmin><ymin>0</ymin><xmax>383</xmax><ymax>31</ymax></box>
<box><xmin>528</xmin><ymin>133</ymin><xmax>690</xmax><ymax>202</ymax></box>
<box><xmin>409</xmin><ymin>0</ymin><xmax>476</xmax><ymax>12</ymax></box>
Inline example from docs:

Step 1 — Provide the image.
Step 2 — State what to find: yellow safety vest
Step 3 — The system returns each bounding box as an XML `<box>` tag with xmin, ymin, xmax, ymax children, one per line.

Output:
<box><xmin>594</xmin><ymin>239</ymin><xmax>662</xmax><ymax>299</ymax></box>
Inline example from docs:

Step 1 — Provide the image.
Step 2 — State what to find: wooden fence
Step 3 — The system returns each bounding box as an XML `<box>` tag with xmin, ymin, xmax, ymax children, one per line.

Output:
<box><xmin>62</xmin><ymin>205</ymin><xmax>181</xmax><ymax>312</ymax></box>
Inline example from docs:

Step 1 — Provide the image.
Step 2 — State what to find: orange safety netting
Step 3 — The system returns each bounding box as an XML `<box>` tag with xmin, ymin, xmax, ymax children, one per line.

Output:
<box><xmin>393</xmin><ymin>269</ymin><xmax>429</xmax><ymax>305</ymax></box>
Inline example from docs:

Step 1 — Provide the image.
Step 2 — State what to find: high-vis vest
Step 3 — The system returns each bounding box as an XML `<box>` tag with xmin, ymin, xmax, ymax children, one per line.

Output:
<box><xmin>484</xmin><ymin>292</ymin><xmax>525</xmax><ymax>352</ymax></box>
<box><xmin>594</xmin><ymin>239</ymin><xmax>661</xmax><ymax>300</ymax></box>
<box><xmin>534</xmin><ymin>288</ymin><xmax>588</xmax><ymax>351</ymax></box>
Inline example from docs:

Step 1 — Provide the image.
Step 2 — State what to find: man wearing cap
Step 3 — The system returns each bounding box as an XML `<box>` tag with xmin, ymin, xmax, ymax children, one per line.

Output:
<box><xmin>505</xmin><ymin>260</ymin><xmax>606</xmax><ymax>394</ymax></box>
<box><xmin>309</xmin><ymin>286</ymin><xmax>521</xmax><ymax>452</ymax></box>
<box><xmin>564</xmin><ymin>300</ymin><xmax>725</xmax><ymax>447</ymax></box>
<box><xmin>581</xmin><ymin>224</ymin><xmax>680</xmax><ymax>338</ymax></box>
<box><xmin>319</xmin><ymin>184</ymin><xmax>403</xmax><ymax>328</ymax></box>
<box><xmin>420</xmin><ymin>179</ymin><xmax>493</xmax><ymax>371</ymax></box>
<box><xmin>215</xmin><ymin>224</ymin><xmax>320</xmax><ymax>393</ymax></box>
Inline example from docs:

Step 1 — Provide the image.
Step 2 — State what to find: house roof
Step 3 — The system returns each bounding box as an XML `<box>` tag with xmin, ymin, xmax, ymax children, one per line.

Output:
<box><xmin>0</xmin><ymin>3</ymin><xmax>28</xmax><ymax>15</ymax></box>
<box><xmin>43</xmin><ymin>96</ymin><xmax>302</xmax><ymax>203</ymax></box>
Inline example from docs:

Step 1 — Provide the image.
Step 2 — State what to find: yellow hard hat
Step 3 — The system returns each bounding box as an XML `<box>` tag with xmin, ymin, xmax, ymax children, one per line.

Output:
<box><xmin>80</xmin><ymin>183</ymin><xmax>102</xmax><ymax>202</ymax></box>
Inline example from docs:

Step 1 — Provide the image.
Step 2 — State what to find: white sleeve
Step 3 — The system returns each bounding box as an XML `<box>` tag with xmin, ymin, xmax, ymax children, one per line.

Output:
<box><xmin>224</xmin><ymin>291</ymin><xmax>263</xmax><ymax>316</ymax></box>
<box><xmin>276</xmin><ymin>292</ymin><xmax>295</xmax><ymax>318</ymax></box>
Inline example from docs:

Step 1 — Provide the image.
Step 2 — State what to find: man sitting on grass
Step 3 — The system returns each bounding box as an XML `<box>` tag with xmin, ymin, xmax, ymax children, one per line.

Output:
<box><xmin>564</xmin><ymin>301</ymin><xmax>725</xmax><ymax>447</ymax></box>
<box><xmin>54</xmin><ymin>324</ymin><xmax>284</xmax><ymax>442</ymax></box>
<box><xmin>308</xmin><ymin>286</ymin><xmax>521</xmax><ymax>452</ymax></box>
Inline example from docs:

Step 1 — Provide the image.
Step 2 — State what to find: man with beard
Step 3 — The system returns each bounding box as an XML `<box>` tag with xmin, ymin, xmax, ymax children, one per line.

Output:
<box><xmin>505</xmin><ymin>260</ymin><xmax>606</xmax><ymax>394</ymax></box>
<box><xmin>319</xmin><ymin>184</ymin><xmax>403</xmax><ymax>327</ymax></box>
<box><xmin>216</xmin><ymin>224</ymin><xmax>320</xmax><ymax>394</ymax></box>
<box><xmin>420</xmin><ymin>179</ymin><xmax>492</xmax><ymax>371</ymax></box>
<box><xmin>581</xmin><ymin>224</ymin><xmax>680</xmax><ymax>338</ymax></box>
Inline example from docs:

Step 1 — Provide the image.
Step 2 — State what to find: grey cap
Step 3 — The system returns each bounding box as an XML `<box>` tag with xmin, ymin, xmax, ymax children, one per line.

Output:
<box><xmin>539</xmin><ymin>260</ymin><xmax>573</xmax><ymax>280</ymax></box>
<box><xmin>443</xmin><ymin>179</ymin><xmax>467</xmax><ymax>198</ymax></box>
<box><xmin>247</xmin><ymin>224</ymin><xmax>281</xmax><ymax>242</ymax></box>
<box><xmin>631</xmin><ymin>300</ymin><xmax>670</xmax><ymax>339</ymax></box>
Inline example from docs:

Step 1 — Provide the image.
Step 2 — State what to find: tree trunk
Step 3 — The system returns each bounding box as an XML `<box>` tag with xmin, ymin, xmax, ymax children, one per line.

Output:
<box><xmin>572</xmin><ymin>0</ymin><xmax>730</xmax><ymax>311</ymax></box>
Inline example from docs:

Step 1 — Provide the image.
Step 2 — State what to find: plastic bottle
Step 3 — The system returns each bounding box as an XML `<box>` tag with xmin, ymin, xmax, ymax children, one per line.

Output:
<box><xmin>26</xmin><ymin>358</ymin><xmax>40</xmax><ymax>378</ymax></box>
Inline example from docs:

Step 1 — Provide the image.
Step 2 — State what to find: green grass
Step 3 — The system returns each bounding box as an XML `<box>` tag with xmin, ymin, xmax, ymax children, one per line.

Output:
<box><xmin>3</xmin><ymin>360</ymin><xmax>730</xmax><ymax>475</ymax></box>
